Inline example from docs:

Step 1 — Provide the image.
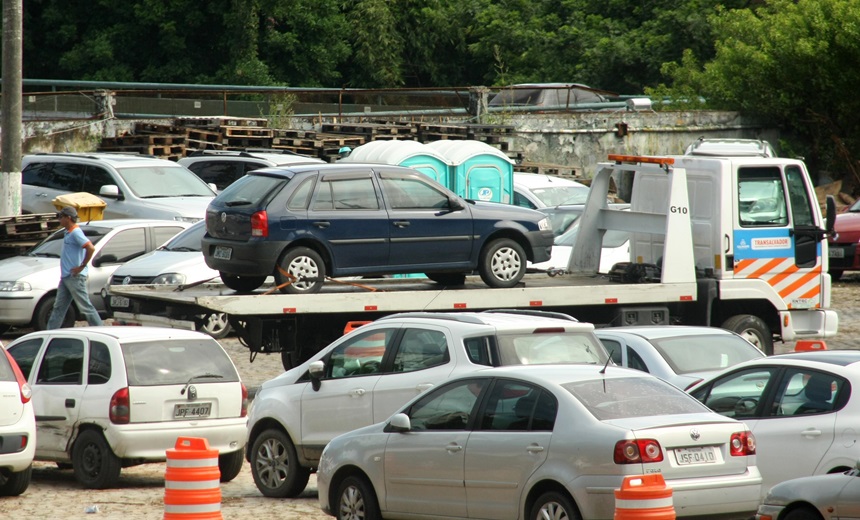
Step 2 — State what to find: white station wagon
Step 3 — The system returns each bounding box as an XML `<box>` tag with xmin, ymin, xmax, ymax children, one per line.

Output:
<box><xmin>5</xmin><ymin>326</ymin><xmax>248</xmax><ymax>488</ymax></box>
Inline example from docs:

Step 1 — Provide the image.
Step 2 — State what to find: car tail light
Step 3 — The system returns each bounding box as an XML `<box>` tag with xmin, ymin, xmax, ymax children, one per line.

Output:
<box><xmin>251</xmin><ymin>211</ymin><xmax>268</xmax><ymax>237</ymax></box>
<box><xmin>730</xmin><ymin>431</ymin><xmax>756</xmax><ymax>456</ymax></box>
<box><xmin>109</xmin><ymin>387</ymin><xmax>130</xmax><ymax>424</ymax></box>
<box><xmin>20</xmin><ymin>435</ymin><xmax>28</xmax><ymax>450</ymax></box>
<box><xmin>241</xmin><ymin>383</ymin><xmax>248</xmax><ymax>418</ymax></box>
<box><xmin>684</xmin><ymin>378</ymin><xmax>703</xmax><ymax>391</ymax></box>
<box><xmin>532</xmin><ymin>327</ymin><xmax>566</xmax><ymax>334</ymax></box>
<box><xmin>614</xmin><ymin>439</ymin><xmax>664</xmax><ymax>464</ymax></box>
<box><xmin>4</xmin><ymin>350</ymin><xmax>31</xmax><ymax>404</ymax></box>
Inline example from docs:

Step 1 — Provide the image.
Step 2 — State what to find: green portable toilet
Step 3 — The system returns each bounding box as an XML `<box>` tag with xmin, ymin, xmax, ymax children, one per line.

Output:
<box><xmin>338</xmin><ymin>140</ymin><xmax>452</xmax><ymax>188</ymax></box>
<box><xmin>426</xmin><ymin>140</ymin><xmax>514</xmax><ymax>203</ymax></box>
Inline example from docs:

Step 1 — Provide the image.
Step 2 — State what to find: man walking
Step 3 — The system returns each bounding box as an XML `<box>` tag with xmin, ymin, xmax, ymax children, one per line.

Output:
<box><xmin>47</xmin><ymin>206</ymin><xmax>103</xmax><ymax>329</ymax></box>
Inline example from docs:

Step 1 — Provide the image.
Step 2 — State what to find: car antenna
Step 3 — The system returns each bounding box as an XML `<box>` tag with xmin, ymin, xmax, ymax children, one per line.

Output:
<box><xmin>599</xmin><ymin>355</ymin><xmax>612</xmax><ymax>375</ymax></box>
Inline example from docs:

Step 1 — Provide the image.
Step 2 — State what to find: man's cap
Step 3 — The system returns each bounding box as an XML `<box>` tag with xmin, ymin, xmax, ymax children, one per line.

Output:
<box><xmin>57</xmin><ymin>206</ymin><xmax>78</xmax><ymax>219</ymax></box>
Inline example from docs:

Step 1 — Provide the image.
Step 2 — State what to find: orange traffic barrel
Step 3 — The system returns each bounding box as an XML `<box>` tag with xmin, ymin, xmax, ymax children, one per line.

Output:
<box><xmin>614</xmin><ymin>473</ymin><xmax>675</xmax><ymax>520</ymax></box>
<box><xmin>164</xmin><ymin>437</ymin><xmax>222</xmax><ymax>520</ymax></box>
<box><xmin>795</xmin><ymin>340</ymin><xmax>827</xmax><ymax>352</ymax></box>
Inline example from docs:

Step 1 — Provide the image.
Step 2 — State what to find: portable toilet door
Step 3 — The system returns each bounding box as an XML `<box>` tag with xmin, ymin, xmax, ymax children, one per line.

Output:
<box><xmin>426</xmin><ymin>140</ymin><xmax>514</xmax><ymax>203</ymax></box>
<box><xmin>338</xmin><ymin>140</ymin><xmax>452</xmax><ymax>189</ymax></box>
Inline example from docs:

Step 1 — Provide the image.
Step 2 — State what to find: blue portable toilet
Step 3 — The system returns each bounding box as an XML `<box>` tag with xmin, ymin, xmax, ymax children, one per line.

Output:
<box><xmin>338</xmin><ymin>140</ymin><xmax>452</xmax><ymax>188</ymax></box>
<box><xmin>426</xmin><ymin>140</ymin><xmax>514</xmax><ymax>203</ymax></box>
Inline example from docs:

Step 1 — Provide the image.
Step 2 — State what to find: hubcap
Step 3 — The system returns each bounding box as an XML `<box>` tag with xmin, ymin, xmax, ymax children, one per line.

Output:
<box><xmin>255</xmin><ymin>438</ymin><xmax>290</xmax><ymax>490</ymax></box>
<box><xmin>538</xmin><ymin>501</ymin><xmax>569</xmax><ymax>520</ymax></box>
<box><xmin>287</xmin><ymin>256</ymin><xmax>320</xmax><ymax>290</ymax></box>
<box><xmin>339</xmin><ymin>485</ymin><xmax>365</xmax><ymax>520</ymax></box>
<box><xmin>491</xmin><ymin>246</ymin><xmax>521</xmax><ymax>281</ymax></box>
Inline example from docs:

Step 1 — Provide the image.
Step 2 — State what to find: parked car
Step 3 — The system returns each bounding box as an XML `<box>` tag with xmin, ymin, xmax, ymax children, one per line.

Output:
<box><xmin>21</xmin><ymin>153</ymin><xmax>216</xmax><ymax>221</ymax></box>
<box><xmin>0</xmin><ymin>219</ymin><xmax>189</xmax><ymax>333</ymax></box>
<box><xmin>105</xmin><ymin>220</ymin><xmax>230</xmax><ymax>338</ymax></box>
<box><xmin>595</xmin><ymin>326</ymin><xmax>766</xmax><ymax>389</ymax></box>
<box><xmin>755</xmin><ymin>459</ymin><xmax>860</xmax><ymax>520</ymax></box>
<box><xmin>688</xmin><ymin>350</ymin><xmax>860</xmax><ymax>495</ymax></box>
<box><xmin>4</xmin><ymin>326</ymin><xmax>248</xmax><ymax>489</ymax></box>
<box><xmin>827</xmin><ymin>198</ymin><xmax>860</xmax><ymax>280</ymax></box>
<box><xmin>202</xmin><ymin>163</ymin><xmax>553</xmax><ymax>294</ymax></box>
<box><xmin>0</xmin><ymin>345</ymin><xmax>35</xmax><ymax>496</ymax></box>
<box><xmin>245</xmin><ymin>310</ymin><xmax>609</xmax><ymax>498</ymax></box>
<box><xmin>512</xmin><ymin>172</ymin><xmax>591</xmax><ymax>209</ymax></box>
<box><xmin>177</xmin><ymin>149</ymin><xmax>325</xmax><ymax>191</ymax></box>
<box><xmin>317</xmin><ymin>364</ymin><xmax>762</xmax><ymax>520</ymax></box>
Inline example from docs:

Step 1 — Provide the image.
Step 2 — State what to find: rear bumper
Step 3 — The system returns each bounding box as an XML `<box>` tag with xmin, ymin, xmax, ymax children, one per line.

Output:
<box><xmin>103</xmin><ymin>417</ymin><xmax>248</xmax><ymax>460</ymax></box>
<box><xmin>201</xmin><ymin>237</ymin><xmax>283</xmax><ymax>277</ymax></box>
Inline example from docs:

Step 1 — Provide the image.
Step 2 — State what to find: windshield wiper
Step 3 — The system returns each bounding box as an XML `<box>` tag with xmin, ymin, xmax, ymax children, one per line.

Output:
<box><xmin>225</xmin><ymin>200</ymin><xmax>252</xmax><ymax>207</ymax></box>
<box><xmin>167</xmin><ymin>246</ymin><xmax>199</xmax><ymax>252</ymax></box>
<box><xmin>29</xmin><ymin>252</ymin><xmax>60</xmax><ymax>258</ymax></box>
<box><xmin>181</xmin><ymin>373</ymin><xmax>224</xmax><ymax>395</ymax></box>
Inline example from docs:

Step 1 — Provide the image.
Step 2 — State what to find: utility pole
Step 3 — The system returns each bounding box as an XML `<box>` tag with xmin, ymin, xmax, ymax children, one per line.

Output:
<box><xmin>0</xmin><ymin>0</ymin><xmax>22</xmax><ymax>216</ymax></box>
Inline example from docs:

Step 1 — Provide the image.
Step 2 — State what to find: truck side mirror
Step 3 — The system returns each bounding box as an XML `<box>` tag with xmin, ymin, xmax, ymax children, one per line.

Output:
<box><xmin>826</xmin><ymin>195</ymin><xmax>837</xmax><ymax>236</ymax></box>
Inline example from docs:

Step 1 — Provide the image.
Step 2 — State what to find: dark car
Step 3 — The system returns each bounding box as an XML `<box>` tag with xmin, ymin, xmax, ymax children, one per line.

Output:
<box><xmin>828</xmin><ymin>199</ymin><xmax>860</xmax><ymax>280</ymax></box>
<box><xmin>201</xmin><ymin>163</ymin><xmax>554</xmax><ymax>294</ymax></box>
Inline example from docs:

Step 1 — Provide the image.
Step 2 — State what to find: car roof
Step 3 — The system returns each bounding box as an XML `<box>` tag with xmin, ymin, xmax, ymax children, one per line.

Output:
<box><xmin>377</xmin><ymin>310</ymin><xmax>594</xmax><ymax>332</ymax></box>
<box><xmin>446</xmin><ymin>363</ymin><xmax>650</xmax><ymax>384</ymax></box>
<box><xmin>179</xmin><ymin>150</ymin><xmax>324</xmax><ymax>166</ymax></box>
<box><xmin>514</xmin><ymin>172</ymin><xmax>588</xmax><ymax>189</ymax></box>
<box><xmin>768</xmin><ymin>350</ymin><xmax>860</xmax><ymax>367</ymax></box>
<box><xmin>20</xmin><ymin>325</ymin><xmax>213</xmax><ymax>343</ymax></box>
<box><xmin>248</xmin><ymin>163</ymin><xmax>424</xmax><ymax>178</ymax></box>
<box><xmin>595</xmin><ymin>326</ymin><xmax>739</xmax><ymax>340</ymax></box>
<box><xmin>23</xmin><ymin>152</ymin><xmax>183</xmax><ymax>168</ymax></box>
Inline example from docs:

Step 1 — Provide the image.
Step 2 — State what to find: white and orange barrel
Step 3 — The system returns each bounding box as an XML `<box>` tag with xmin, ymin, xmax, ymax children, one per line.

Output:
<box><xmin>614</xmin><ymin>473</ymin><xmax>675</xmax><ymax>520</ymax></box>
<box><xmin>164</xmin><ymin>437</ymin><xmax>222</xmax><ymax>520</ymax></box>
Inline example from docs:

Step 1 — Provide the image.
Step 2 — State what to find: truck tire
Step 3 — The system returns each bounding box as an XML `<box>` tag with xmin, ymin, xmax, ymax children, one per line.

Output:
<box><xmin>425</xmin><ymin>273</ymin><xmax>466</xmax><ymax>286</ymax></box>
<box><xmin>479</xmin><ymin>238</ymin><xmax>526</xmax><ymax>288</ymax></box>
<box><xmin>221</xmin><ymin>274</ymin><xmax>265</xmax><ymax>293</ymax></box>
<box><xmin>276</xmin><ymin>247</ymin><xmax>325</xmax><ymax>294</ymax></box>
<box><xmin>722</xmin><ymin>314</ymin><xmax>774</xmax><ymax>355</ymax></box>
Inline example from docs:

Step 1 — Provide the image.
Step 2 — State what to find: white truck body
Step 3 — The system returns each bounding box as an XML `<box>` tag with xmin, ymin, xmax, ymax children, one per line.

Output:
<box><xmin>109</xmin><ymin>154</ymin><xmax>838</xmax><ymax>366</ymax></box>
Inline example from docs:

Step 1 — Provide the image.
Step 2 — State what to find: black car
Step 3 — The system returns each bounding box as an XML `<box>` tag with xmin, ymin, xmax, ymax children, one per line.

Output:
<box><xmin>201</xmin><ymin>163</ymin><xmax>554</xmax><ymax>294</ymax></box>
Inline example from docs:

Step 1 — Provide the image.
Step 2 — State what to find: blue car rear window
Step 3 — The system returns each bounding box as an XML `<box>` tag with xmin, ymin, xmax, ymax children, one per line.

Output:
<box><xmin>215</xmin><ymin>174</ymin><xmax>287</xmax><ymax>207</ymax></box>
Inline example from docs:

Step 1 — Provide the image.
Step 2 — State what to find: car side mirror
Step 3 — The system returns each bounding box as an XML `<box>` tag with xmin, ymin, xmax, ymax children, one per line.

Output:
<box><xmin>826</xmin><ymin>195</ymin><xmax>837</xmax><ymax>236</ymax></box>
<box><xmin>448</xmin><ymin>196</ymin><xmax>465</xmax><ymax>211</ymax></box>
<box><xmin>384</xmin><ymin>413</ymin><xmax>412</xmax><ymax>433</ymax></box>
<box><xmin>208</xmin><ymin>183</ymin><xmax>218</xmax><ymax>193</ymax></box>
<box><xmin>92</xmin><ymin>254</ymin><xmax>118</xmax><ymax>267</ymax></box>
<box><xmin>308</xmin><ymin>360</ymin><xmax>325</xmax><ymax>391</ymax></box>
<box><xmin>99</xmin><ymin>184</ymin><xmax>122</xmax><ymax>200</ymax></box>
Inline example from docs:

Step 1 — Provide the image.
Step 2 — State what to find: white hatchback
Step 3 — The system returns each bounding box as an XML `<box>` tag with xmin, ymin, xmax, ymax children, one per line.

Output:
<box><xmin>5</xmin><ymin>327</ymin><xmax>248</xmax><ymax>489</ymax></box>
<box><xmin>0</xmin><ymin>346</ymin><xmax>35</xmax><ymax>496</ymax></box>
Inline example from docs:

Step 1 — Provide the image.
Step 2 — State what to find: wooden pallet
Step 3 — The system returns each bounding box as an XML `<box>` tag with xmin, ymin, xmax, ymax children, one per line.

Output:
<box><xmin>174</xmin><ymin>116</ymin><xmax>268</xmax><ymax>128</ymax></box>
<box><xmin>222</xmin><ymin>127</ymin><xmax>274</xmax><ymax>138</ymax></box>
<box><xmin>102</xmin><ymin>134</ymin><xmax>188</xmax><ymax>147</ymax></box>
<box><xmin>98</xmin><ymin>143</ymin><xmax>187</xmax><ymax>157</ymax></box>
<box><xmin>320</xmin><ymin>122</ymin><xmax>417</xmax><ymax>138</ymax></box>
<box><xmin>222</xmin><ymin>137</ymin><xmax>273</xmax><ymax>148</ymax></box>
<box><xmin>0</xmin><ymin>213</ymin><xmax>61</xmax><ymax>240</ymax></box>
<box><xmin>517</xmin><ymin>162</ymin><xmax>580</xmax><ymax>177</ymax></box>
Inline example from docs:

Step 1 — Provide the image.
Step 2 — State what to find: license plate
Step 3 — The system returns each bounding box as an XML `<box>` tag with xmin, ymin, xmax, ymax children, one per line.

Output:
<box><xmin>213</xmin><ymin>246</ymin><xmax>232</xmax><ymax>260</ymax></box>
<box><xmin>674</xmin><ymin>446</ymin><xmax>717</xmax><ymax>465</ymax></box>
<box><xmin>110</xmin><ymin>295</ymin><xmax>129</xmax><ymax>308</ymax></box>
<box><xmin>174</xmin><ymin>402</ymin><xmax>212</xmax><ymax>419</ymax></box>
<box><xmin>829</xmin><ymin>248</ymin><xmax>845</xmax><ymax>258</ymax></box>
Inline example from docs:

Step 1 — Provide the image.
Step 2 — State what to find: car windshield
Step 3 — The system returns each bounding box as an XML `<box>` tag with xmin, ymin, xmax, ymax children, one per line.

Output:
<box><xmin>565</xmin><ymin>376</ymin><xmax>710</xmax><ymax>420</ymax></box>
<box><xmin>122</xmin><ymin>339</ymin><xmax>239</xmax><ymax>386</ymax></box>
<box><xmin>532</xmin><ymin>185</ymin><xmax>590</xmax><ymax>207</ymax></box>
<box><xmin>160</xmin><ymin>221</ymin><xmax>205</xmax><ymax>252</ymax></box>
<box><xmin>496</xmin><ymin>331</ymin><xmax>608</xmax><ymax>365</ymax></box>
<box><xmin>650</xmin><ymin>334</ymin><xmax>763</xmax><ymax>375</ymax></box>
<box><xmin>215</xmin><ymin>173</ymin><xmax>288</xmax><ymax>207</ymax></box>
<box><xmin>28</xmin><ymin>226</ymin><xmax>110</xmax><ymax>258</ymax></box>
<box><xmin>117</xmin><ymin>165</ymin><xmax>214</xmax><ymax>198</ymax></box>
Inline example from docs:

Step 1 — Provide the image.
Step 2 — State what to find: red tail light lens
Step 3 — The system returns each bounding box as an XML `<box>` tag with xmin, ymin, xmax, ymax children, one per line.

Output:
<box><xmin>730</xmin><ymin>431</ymin><xmax>756</xmax><ymax>456</ymax></box>
<box><xmin>614</xmin><ymin>439</ymin><xmax>664</xmax><ymax>464</ymax></box>
<box><xmin>251</xmin><ymin>211</ymin><xmax>268</xmax><ymax>237</ymax></box>
<box><xmin>4</xmin><ymin>350</ymin><xmax>31</xmax><ymax>404</ymax></box>
<box><xmin>109</xmin><ymin>387</ymin><xmax>130</xmax><ymax>424</ymax></box>
<box><xmin>241</xmin><ymin>383</ymin><xmax>248</xmax><ymax>418</ymax></box>
<box><xmin>684</xmin><ymin>378</ymin><xmax>703</xmax><ymax>391</ymax></box>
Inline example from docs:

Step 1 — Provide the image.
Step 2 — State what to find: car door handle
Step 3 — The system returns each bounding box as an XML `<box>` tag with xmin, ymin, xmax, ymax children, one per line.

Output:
<box><xmin>65</xmin><ymin>398</ymin><xmax>75</xmax><ymax>408</ymax></box>
<box><xmin>37</xmin><ymin>192</ymin><xmax>48</xmax><ymax>197</ymax></box>
<box><xmin>393</xmin><ymin>220</ymin><xmax>410</xmax><ymax>228</ymax></box>
<box><xmin>349</xmin><ymin>388</ymin><xmax>367</xmax><ymax>397</ymax></box>
<box><xmin>312</xmin><ymin>221</ymin><xmax>330</xmax><ymax>229</ymax></box>
<box><xmin>526</xmin><ymin>444</ymin><xmax>545</xmax><ymax>453</ymax></box>
<box><xmin>445</xmin><ymin>443</ymin><xmax>463</xmax><ymax>453</ymax></box>
<box><xmin>800</xmin><ymin>428</ymin><xmax>822</xmax><ymax>437</ymax></box>
<box><xmin>416</xmin><ymin>383</ymin><xmax>434</xmax><ymax>393</ymax></box>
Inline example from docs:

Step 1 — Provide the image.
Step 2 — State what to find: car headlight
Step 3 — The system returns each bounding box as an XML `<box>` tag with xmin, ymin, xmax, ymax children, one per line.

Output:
<box><xmin>173</xmin><ymin>216</ymin><xmax>202</xmax><ymax>223</ymax></box>
<box><xmin>0</xmin><ymin>281</ymin><xmax>31</xmax><ymax>292</ymax></box>
<box><xmin>152</xmin><ymin>273</ymin><xmax>186</xmax><ymax>285</ymax></box>
<box><xmin>538</xmin><ymin>217</ymin><xmax>552</xmax><ymax>231</ymax></box>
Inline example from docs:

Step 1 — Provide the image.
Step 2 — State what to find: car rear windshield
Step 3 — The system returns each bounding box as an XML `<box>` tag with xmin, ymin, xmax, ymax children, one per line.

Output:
<box><xmin>214</xmin><ymin>173</ymin><xmax>288</xmax><ymax>207</ymax></box>
<box><xmin>565</xmin><ymin>376</ymin><xmax>710</xmax><ymax>419</ymax></box>
<box><xmin>496</xmin><ymin>331</ymin><xmax>608</xmax><ymax>365</ymax></box>
<box><xmin>0</xmin><ymin>352</ymin><xmax>16</xmax><ymax>382</ymax></box>
<box><xmin>651</xmin><ymin>334</ymin><xmax>763</xmax><ymax>375</ymax></box>
<box><xmin>121</xmin><ymin>339</ymin><xmax>239</xmax><ymax>386</ymax></box>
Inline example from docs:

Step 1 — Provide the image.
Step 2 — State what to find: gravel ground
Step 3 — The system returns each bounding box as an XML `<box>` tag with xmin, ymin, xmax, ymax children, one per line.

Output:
<box><xmin>3</xmin><ymin>275</ymin><xmax>860</xmax><ymax>519</ymax></box>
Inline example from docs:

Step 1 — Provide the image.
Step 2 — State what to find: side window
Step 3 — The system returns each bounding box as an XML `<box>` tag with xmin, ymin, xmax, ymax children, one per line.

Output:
<box><xmin>312</xmin><ymin>179</ymin><xmax>334</xmax><ymax>210</ymax></box>
<box><xmin>380</xmin><ymin>174</ymin><xmax>448</xmax><ymax>210</ymax></box>
<box><xmin>406</xmin><ymin>378</ymin><xmax>487</xmax><ymax>431</ymax></box>
<box><xmin>87</xmin><ymin>341</ymin><xmax>112</xmax><ymax>385</ymax></box>
<box><xmin>392</xmin><ymin>329</ymin><xmax>449</xmax><ymax>373</ymax></box>
<box><xmin>513</xmin><ymin>191</ymin><xmax>536</xmax><ymax>209</ymax></box>
<box><xmin>738</xmin><ymin>167</ymin><xmax>788</xmax><ymax>227</ymax></box>
<box><xmin>36</xmin><ymin>337</ymin><xmax>85</xmax><ymax>385</ymax></box>
<box><xmin>82</xmin><ymin>166</ymin><xmax>116</xmax><ymax>194</ymax></box>
<box><xmin>7</xmin><ymin>338</ymin><xmax>45</xmax><ymax>380</ymax></box>
<box><xmin>287</xmin><ymin>177</ymin><xmax>316</xmax><ymax>210</ymax></box>
<box><xmin>47</xmin><ymin>162</ymin><xmax>86</xmax><ymax>191</ymax></box>
<box><xmin>626</xmin><ymin>347</ymin><xmax>648</xmax><ymax>372</ymax></box>
<box><xmin>241</xmin><ymin>161</ymin><xmax>267</xmax><ymax>174</ymax></box>
<box><xmin>189</xmin><ymin>161</ymin><xmax>241</xmax><ymax>191</ymax></box>
<box><xmin>464</xmin><ymin>336</ymin><xmax>495</xmax><ymax>366</ymax></box>
<box><xmin>97</xmin><ymin>228</ymin><xmax>146</xmax><ymax>264</ymax></box>
<box><xmin>22</xmin><ymin>162</ymin><xmax>54</xmax><ymax>188</ymax></box>
<box><xmin>774</xmin><ymin>369</ymin><xmax>843</xmax><ymax>416</ymax></box>
<box><xmin>690</xmin><ymin>368</ymin><xmax>777</xmax><ymax>419</ymax></box>
<box><xmin>785</xmin><ymin>165</ymin><xmax>814</xmax><ymax>226</ymax></box>
<box><xmin>153</xmin><ymin>226</ymin><xmax>185</xmax><ymax>248</ymax></box>
<box><xmin>327</xmin><ymin>328</ymin><xmax>396</xmax><ymax>379</ymax></box>
<box><xmin>480</xmin><ymin>381</ymin><xmax>556</xmax><ymax>432</ymax></box>
<box><xmin>601</xmin><ymin>339</ymin><xmax>623</xmax><ymax>365</ymax></box>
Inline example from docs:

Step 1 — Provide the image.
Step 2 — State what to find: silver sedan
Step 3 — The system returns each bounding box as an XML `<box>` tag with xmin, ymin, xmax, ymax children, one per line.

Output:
<box><xmin>756</xmin><ymin>460</ymin><xmax>860</xmax><ymax>520</ymax></box>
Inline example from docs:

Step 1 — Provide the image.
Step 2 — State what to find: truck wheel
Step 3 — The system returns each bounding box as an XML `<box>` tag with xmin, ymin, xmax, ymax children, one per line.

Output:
<box><xmin>722</xmin><ymin>314</ymin><xmax>774</xmax><ymax>355</ymax></box>
<box><xmin>425</xmin><ymin>273</ymin><xmax>466</xmax><ymax>286</ymax></box>
<box><xmin>33</xmin><ymin>294</ymin><xmax>75</xmax><ymax>331</ymax></box>
<box><xmin>276</xmin><ymin>247</ymin><xmax>325</xmax><ymax>294</ymax></box>
<box><xmin>221</xmin><ymin>274</ymin><xmax>265</xmax><ymax>293</ymax></box>
<box><xmin>478</xmin><ymin>238</ymin><xmax>526</xmax><ymax>288</ymax></box>
<box><xmin>198</xmin><ymin>312</ymin><xmax>232</xmax><ymax>339</ymax></box>
<box><xmin>250</xmin><ymin>428</ymin><xmax>310</xmax><ymax>498</ymax></box>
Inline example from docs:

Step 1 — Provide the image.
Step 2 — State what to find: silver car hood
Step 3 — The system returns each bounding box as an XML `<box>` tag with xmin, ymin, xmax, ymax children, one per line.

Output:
<box><xmin>0</xmin><ymin>255</ymin><xmax>59</xmax><ymax>282</ymax></box>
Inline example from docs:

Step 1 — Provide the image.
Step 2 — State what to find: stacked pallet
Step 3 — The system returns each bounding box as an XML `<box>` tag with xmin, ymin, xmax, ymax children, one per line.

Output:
<box><xmin>177</xmin><ymin>117</ymin><xmax>273</xmax><ymax>149</ymax></box>
<box><xmin>320</xmin><ymin>122</ymin><xmax>418</xmax><ymax>141</ymax></box>
<box><xmin>0</xmin><ymin>213</ymin><xmax>61</xmax><ymax>259</ymax></box>
<box><xmin>133</xmin><ymin>122</ymin><xmax>222</xmax><ymax>155</ymax></box>
<box><xmin>98</xmin><ymin>132</ymin><xmax>188</xmax><ymax>160</ymax></box>
<box><xmin>271</xmin><ymin>129</ymin><xmax>366</xmax><ymax>162</ymax></box>
<box><xmin>517</xmin><ymin>162</ymin><xmax>580</xmax><ymax>178</ymax></box>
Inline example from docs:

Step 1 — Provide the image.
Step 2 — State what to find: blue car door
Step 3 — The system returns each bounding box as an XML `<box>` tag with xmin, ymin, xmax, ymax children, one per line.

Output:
<box><xmin>377</xmin><ymin>170</ymin><xmax>474</xmax><ymax>269</ymax></box>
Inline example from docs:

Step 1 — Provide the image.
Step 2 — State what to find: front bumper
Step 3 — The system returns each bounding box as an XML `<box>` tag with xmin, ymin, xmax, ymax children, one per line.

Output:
<box><xmin>525</xmin><ymin>229</ymin><xmax>554</xmax><ymax>263</ymax></box>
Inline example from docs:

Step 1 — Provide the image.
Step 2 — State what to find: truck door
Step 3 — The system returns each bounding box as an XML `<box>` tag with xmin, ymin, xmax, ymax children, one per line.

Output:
<box><xmin>732</xmin><ymin>164</ymin><xmax>824</xmax><ymax>309</ymax></box>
